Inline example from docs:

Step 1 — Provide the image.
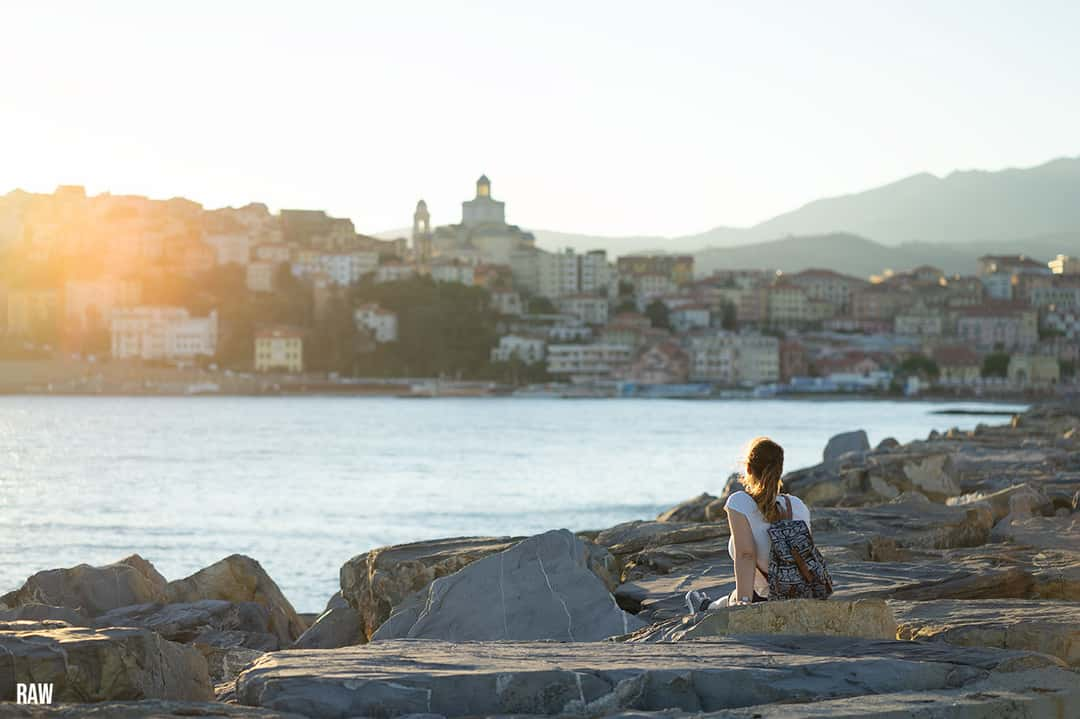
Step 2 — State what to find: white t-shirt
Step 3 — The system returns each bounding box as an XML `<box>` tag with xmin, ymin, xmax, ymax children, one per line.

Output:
<box><xmin>724</xmin><ymin>491</ymin><xmax>811</xmax><ymax>597</ymax></box>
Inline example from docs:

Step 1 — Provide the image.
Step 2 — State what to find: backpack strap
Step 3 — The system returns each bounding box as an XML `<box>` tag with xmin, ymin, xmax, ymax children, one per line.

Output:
<box><xmin>781</xmin><ymin>495</ymin><xmax>793</xmax><ymax>521</ymax></box>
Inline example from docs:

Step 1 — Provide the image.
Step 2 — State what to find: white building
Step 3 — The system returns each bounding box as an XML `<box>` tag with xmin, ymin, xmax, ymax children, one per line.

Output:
<box><xmin>430</xmin><ymin>260</ymin><xmax>475</xmax><ymax>285</ymax></box>
<box><xmin>255</xmin><ymin>327</ymin><xmax>304</xmax><ymax>373</ymax></box>
<box><xmin>1043</xmin><ymin>308</ymin><xmax>1080</xmax><ymax>341</ymax></box>
<box><xmin>110</xmin><ymin>307</ymin><xmax>218</xmax><ymax>360</ymax></box>
<box><xmin>688</xmin><ymin>332</ymin><xmax>780</xmax><ymax>386</ymax></box>
<box><xmin>64</xmin><ymin>278</ymin><xmax>140</xmax><ymax>333</ymax></box>
<box><xmin>292</xmin><ymin>251</ymin><xmax>378</xmax><ymax>286</ymax></box>
<box><xmin>1030</xmin><ymin>284</ymin><xmax>1080</xmax><ymax>310</ymax></box>
<box><xmin>980</xmin><ymin>272</ymin><xmax>1014</xmax><ymax>301</ymax></box>
<box><xmin>670</xmin><ymin>304</ymin><xmax>712</xmax><ymax>333</ymax></box>
<box><xmin>538</xmin><ymin>249</ymin><xmax>614</xmax><ymax>299</ymax></box>
<box><xmin>246</xmin><ymin>261</ymin><xmax>277</xmax><ymax>293</ymax></box>
<box><xmin>546</xmin><ymin>343</ymin><xmax>632</xmax><ymax>382</ymax></box>
<box><xmin>632</xmin><ymin>273</ymin><xmax>676</xmax><ymax>306</ymax></box>
<box><xmin>205</xmin><ymin>234</ymin><xmax>251</xmax><ymax>266</ymax></box>
<box><xmin>354</xmin><ymin>304</ymin><xmax>398</xmax><ymax>343</ymax></box>
<box><xmin>491</xmin><ymin>334</ymin><xmax>546</xmax><ymax>364</ymax></box>
<box><xmin>375</xmin><ymin>261</ymin><xmax>417</xmax><ymax>284</ymax></box>
<box><xmin>253</xmin><ymin>243</ymin><xmax>292</xmax><ymax>263</ymax></box>
<box><xmin>1049</xmin><ymin>255</ymin><xmax>1080</xmax><ymax>275</ymax></box>
<box><xmin>490</xmin><ymin>290</ymin><xmax>523</xmax><ymax>316</ymax></box>
<box><xmin>556</xmin><ymin>294</ymin><xmax>609</xmax><ymax>326</ymax></box>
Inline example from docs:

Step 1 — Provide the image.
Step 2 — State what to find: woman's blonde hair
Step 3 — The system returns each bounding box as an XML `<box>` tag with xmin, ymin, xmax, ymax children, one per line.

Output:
<box><xmin>743</xmin><ymin>437</ymin><xmax>785</xmax><ymax>523</ymax></box>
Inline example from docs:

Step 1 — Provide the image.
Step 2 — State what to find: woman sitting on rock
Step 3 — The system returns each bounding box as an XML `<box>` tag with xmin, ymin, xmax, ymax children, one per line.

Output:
<box><xmin>686</xmin><ymin>437</ymin><xmax>812</xmax><ymax>611</ymax></box>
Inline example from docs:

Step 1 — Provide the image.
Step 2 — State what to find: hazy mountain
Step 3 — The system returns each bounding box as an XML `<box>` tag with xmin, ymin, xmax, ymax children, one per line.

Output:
<box><xmin>376</xmin><ymin>155</ymin><xmax>1080</xmax><ymax>272</ymax></box>
<box><xmin>746</xmin><ymin>156</ymin><xmax>1080</xmax><ymax>246</ymax></box>
<box><xmin>694</xmin><ymin>232</ymin><xmax>1079</xmax><ymax>278</ymax></box>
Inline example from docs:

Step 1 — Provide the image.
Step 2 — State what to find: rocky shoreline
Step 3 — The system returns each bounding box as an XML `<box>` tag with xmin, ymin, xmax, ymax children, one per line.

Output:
<box><xmin>2</xmin><ymin>404</ymin><xmax>1078</xmax><ymax>718</ymax></box>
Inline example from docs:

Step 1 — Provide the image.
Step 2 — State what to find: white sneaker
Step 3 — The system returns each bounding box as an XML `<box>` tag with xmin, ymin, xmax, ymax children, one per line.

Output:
<box><xmin>685</xmin><ymin>590</ymin><xmax>710</xmax><ymax>614</ymax></box>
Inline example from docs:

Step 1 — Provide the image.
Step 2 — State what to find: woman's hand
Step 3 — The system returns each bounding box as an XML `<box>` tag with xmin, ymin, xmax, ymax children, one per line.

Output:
<box><xmin>726</xmin><ymin>507</ymin><xmax>758</xmax><ymax>605</ymax></box>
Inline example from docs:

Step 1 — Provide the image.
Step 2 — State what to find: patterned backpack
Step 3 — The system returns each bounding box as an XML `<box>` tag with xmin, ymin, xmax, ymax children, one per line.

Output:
<box><xmin>763</xmin><ymin>495</ymin><xmax>833</xmax><ymax>600</ymax></box>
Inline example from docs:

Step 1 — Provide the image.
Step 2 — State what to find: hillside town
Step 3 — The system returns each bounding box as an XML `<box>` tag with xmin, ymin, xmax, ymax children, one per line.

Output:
<box><xmin>0</xmin><ymin>178</ymin><xmax>1078</xmax><ymax>397</ymax></box>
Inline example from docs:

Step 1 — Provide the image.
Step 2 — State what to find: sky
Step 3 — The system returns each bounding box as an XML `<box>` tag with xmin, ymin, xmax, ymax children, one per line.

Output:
<box><xmin>2</xmin><ymin>1</ymin><xmax>1078</xmax><ymax>237</ymax></box>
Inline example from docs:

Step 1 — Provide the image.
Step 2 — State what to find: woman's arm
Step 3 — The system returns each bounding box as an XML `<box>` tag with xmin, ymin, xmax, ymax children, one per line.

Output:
<box><xmin>726</xmin><ymin>507</ymin><xmax>757</xmax><ymax>604</ymax></box>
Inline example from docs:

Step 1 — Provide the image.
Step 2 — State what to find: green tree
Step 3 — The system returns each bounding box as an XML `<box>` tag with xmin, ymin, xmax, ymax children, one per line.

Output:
<box><xmin>644</xmin><ymin>299</ymin><xmax>671</xmax><ymax>330</ymax></box>
<box><xmin>350</xmin><ymin>277</ymin><xmax>498</xmax><ymax>378</ymax></box>
<box><xmin>528</xmin><ymin>296</ymin><xmax>557</xmax><ymax>314</ymax></box>
<box><xmin>718</xmin><ymin>299</ymin><xmax>737</xmax><ymax>330</ymax></box>
<box><xmin>898</xmin><ymin>354</ymin><xmax>940</xmax><ymax>379</ymax></box>
<box><xmin>981</xmin><ymin>352</ymin><xmax>1010</xmax><ymax>378</ymax></box>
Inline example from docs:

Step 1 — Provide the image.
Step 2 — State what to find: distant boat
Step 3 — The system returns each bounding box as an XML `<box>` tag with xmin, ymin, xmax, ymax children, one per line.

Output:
<box><xmin>185</xmin><ymin>382</ymin><xmax>221</xmax><ymax>395</ymax></box>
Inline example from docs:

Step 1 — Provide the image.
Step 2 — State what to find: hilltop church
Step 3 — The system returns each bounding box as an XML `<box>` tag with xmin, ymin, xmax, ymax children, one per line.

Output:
<box><xmin>412</xmin><ymin>175</ymin><xmax>535</xmax><ymax>265</ymax></box>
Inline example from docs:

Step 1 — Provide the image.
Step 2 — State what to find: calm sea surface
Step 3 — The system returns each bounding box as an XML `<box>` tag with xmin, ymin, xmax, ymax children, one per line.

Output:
<box><xmin>0</xmin><ymin>396</ymin><xmax>1025</xmax><ymax>611</ymax></box>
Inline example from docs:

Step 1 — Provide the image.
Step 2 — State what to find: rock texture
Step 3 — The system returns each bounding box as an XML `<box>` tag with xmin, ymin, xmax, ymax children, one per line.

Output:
<box><xmin>289</xmin><ymin>592</ymin><xmax>362</xmax><ymax>650</ymax></box>
<box><xmin>892</xmin><ymin>598</ymin><xmax>1080</xmax><ymax>666</ymax></box>
<box><xmin>0</xmin><ymin>555</ymin><xmax>167</xmax><ymax>618</ymax></box>
<box><xmin>0</xmin><ymin>701</ymin><xmax>306</xmax><ymax>717</ymax></box>
<box><xmin>234</xmin><ymin>636</ymin><xmax>1074</xmax><ymax>719</ymax></box>
<box><xmin>165</xmin><ymin>555</ymin><xmax>304</xmax><ymax>646</ymax></box>
<box><xmin>623</xmin><ymin>598</ymin><xmax>897</xmax><ymax>642</ymax></box>
<box><xmin>0</xmin><ymin>620</ymin><xmax>212</xmax><ymax>702</ymax></box>
<box><xmin>823</xmin><ymin>429</ymin><xmax>869</xmax><ymax>462</ymax></box>
<box><xmin>655</xmin><ymin>493</ymin><xmax>717</xmax><ymax>523</ymax></box>
<box><xmin>92</xmin><ymin>600</ymin><xmax>279</xmax><ymax>651</ymax></box>
<box><xmin>340</xmin><ymin>536</ymin><xmax>521</xmax><ymax>642</ymax></box>
<box><xmin>372</xmin><ymin>529</ymin><xmax>645</xmax><ymax>641</ymax></box>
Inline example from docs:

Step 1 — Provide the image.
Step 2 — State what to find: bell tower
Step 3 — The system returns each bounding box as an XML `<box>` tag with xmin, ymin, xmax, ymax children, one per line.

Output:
<box><xmin>476</xmin><ymin>174</ymin><xmax>491</xmax><ymax>198</ymax></box>
<box><xmin>412</xmin><ymin>199</ymin><xmax>432</xmax><ymax>263</ymax></box>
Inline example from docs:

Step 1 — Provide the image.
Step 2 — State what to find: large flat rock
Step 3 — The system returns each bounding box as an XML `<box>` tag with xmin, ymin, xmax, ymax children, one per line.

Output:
<box><xmin>624</xmin><ymin>599</ymin><xmax>896</xmax><ymax>642</ymax></box>
<box><xmin>234</xmin><ymin>636</ymin><xmax>1068</xmax><ymax>719</ymax></box>
<box><xmin>0</xmin><ymin>621</ymin><xmax>212</xmax><ymax>702</ymax></box>
<box><xmin>372</xmin><ymin>530</ymin><xmax>644</xmax><ymax>642</ymax></box>
<box><xmin>892</xmin><ymin>598</ymin><xmax>1080</xmax><ymax>666</ymax></box>
<box><xmin>0</xmin><ymin>700</ymin><xmax>305</xmax><ymax>718</ymax></box>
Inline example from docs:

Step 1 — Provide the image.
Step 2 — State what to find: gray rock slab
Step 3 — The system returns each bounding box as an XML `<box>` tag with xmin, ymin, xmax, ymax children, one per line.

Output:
<box><xmin>0</xmin><ymin>700</ymin><xmax>307</xmax><ymax>718</ymax></box>
<box><xmin>372</xmin><ymin>529</ymin><xmax>644</xmax><ymax>642</ymax></box>
<box><xmin>93</xmin><ymin>599</ymin><xmax>278</xmax><ymax>650</ymax></box>
<box><xmin>823</xmin><ymin>430</ymin><xmax>869</xmax><ymax>463</ymax></box>
<box><xmin>340</xmin><ymin>535</ymin><xmax>521</xmax><ymax>641</ymax></box>
<box><xmin>234</xmin><ymin>636</ymin><xmax>1067</xmax><ymax>719</ymax></box>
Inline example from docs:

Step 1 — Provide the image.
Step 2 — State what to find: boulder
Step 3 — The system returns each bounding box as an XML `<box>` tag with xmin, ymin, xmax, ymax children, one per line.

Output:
<box><xmin>165</xmin><ymin>555</ymin><xmax>303</xmax><ymax>646</ymax></box>
<box><xmin>623</xmin><ymin>598</ymin><xmax>897</xmax><ymax>642</ymax></box>
<box><xmin>655</xmin><ymin>492</ymin><xmax>717</xmax><ymax>522</ymax></box>
<box><xmin>234</xmin><ymin>635</ymin><xmax>1070</xmax><ymax>719</ymax></box>
<box><xmin>93</xmin><ymin>599</ymin><xmax>279</xmax><ymax>651</ymax></box>
<box><xmin>372</xmin><ymin>529</ymin><xmax>645</xmax><ymax>642</ymax></box>
<box><xmin>0</xmin><ymin>700</ymin><xmax>307</xmax><ymax>717</ymax></box>
<box><xmin>0</xmin><ymin>555</ymin><xmax>167</xmax><ymax>617</ymax></box>
<box><xmin>199</xmin><ymin>645</ymin><xmax>266</xmax><ymax>686</ymax></box>
<box><xmin>339</xmin><ymin>536</ymin><xmax>520</xmax><ymax>642</ymax></box>
<box><xmin>948</xmin><ymin>482</ymin><xmax>1053</xmax><ymax>523</ymax></box>
<box><xmin>823</xmin><ymin>429</ymin><xmax>869</xmax><ymax>463</ymax></box>
<box><xmin>875</xmin><ymin>436</ymin><xmax>900</xmax><ymax>451</ymax></box>
<box><xmin>0</xmin><ymin>603</ymin><xmax>88</xmax><ymax>625</ymax></box>
<box><xmin>290</xmin><ymin>593</ymin><xmax>362</xmax><ymax>649</ymax></box>
<box><xmin>595</xmin><ymin>520</ymin><xmax>729</xmax><ymax>558</ymax></box>
<box><xmin>892</xmin><ymin>599</ymin><xmax>1080</xmax><ymax>667</ymax></box>
<box><xmin>0</xmin><ymin>620</ymin><xmax>211</xmax><ymax>702</ymax></box>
